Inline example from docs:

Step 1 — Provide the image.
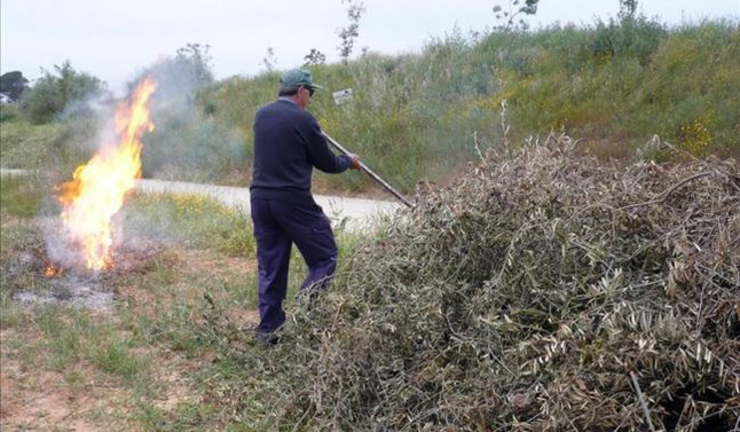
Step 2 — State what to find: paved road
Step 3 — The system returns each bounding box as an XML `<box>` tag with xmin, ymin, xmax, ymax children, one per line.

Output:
<box><xmin>0</xmin><ymin>168</ymin><xmax>31</xmax><ymax>177</ymax></box>
<box><xmin>1</xmin><ymin>169</ymin><xmax>403</xmax><ymax>231</ymax></box>
<box><xmin>135</xmin><ymin>179</ymin><xmax>402</xmax><ymax>231</ymax></box>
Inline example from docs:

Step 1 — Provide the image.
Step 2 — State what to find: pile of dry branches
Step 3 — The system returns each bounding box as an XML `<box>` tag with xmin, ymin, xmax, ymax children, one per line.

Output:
<box><xmin>233</xmin><ymin>135</ymin><xmax>740</xmax><ymax>432</ymax></box>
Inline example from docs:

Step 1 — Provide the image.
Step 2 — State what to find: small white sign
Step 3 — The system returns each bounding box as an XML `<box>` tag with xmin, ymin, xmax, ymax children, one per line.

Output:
<box><xmin>332</xmin><ymin>88</ymin><xmax>353</xmax><ymax>105</ymax></box>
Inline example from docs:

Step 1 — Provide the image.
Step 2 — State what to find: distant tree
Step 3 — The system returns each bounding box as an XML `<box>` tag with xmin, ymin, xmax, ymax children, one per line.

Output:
<box><xmin>493</xmin><ymin>0</ymin><xmax>539</xmax><ymax>31</ymax></box>
<box><xmin>619</xmin><ymin>0</ymin><xmax>638</xmax><ymax>19</ymax></box>
<box><xmin>262</xmin><ymin>47</ymin><xmax>278</xmax><ymax>72</ymax></box>
<box><xmin>337</xmin><ymin>0</ymin><xmax>366</xmax><ymax>63</ymax></box>
<box><xmin>0</xmin><ymin>71</ymin><xmax>29</xmax><ymax>102</ymax></box>
<box><xmin>175</xmin><ymin>43</ymin><xmax>214</xmax><ymax>85</ymax></box>
<box><xmin>304</xmin><ymin>48</ymin><xmax>327</xmax><ymax>66</ymax></box>
<box><xmin>21</xmin><ymin>61</ymin><xmax>105</xmax><ymax>124</ymax></box>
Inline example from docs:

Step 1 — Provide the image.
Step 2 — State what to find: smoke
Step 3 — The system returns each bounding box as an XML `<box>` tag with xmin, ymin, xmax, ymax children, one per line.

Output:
<box><xmin>129</xmin><ymin>56</ymin><xmax>246</xmax><ymax>182</ymax></box>
<box><xmin>43</xmin><ymin>218</ymin><xmax>87</xmax><ymax>271</ymax></box>
<box><xmin>43</xmin><ymin>50</ymin><xmax>246</xmax><ymax>272</ymax></box>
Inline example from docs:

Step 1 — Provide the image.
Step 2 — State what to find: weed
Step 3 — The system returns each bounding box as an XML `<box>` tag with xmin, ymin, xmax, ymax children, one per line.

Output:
<box><xmin>0</xmin><ymin>120</ymin><xmax>92</xmax><ymax>174</ymax></box>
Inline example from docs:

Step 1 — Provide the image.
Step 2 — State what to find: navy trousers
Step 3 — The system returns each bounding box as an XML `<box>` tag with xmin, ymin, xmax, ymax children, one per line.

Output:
<box><xmin>250</xmin><ymin>197</ymin><xmax>338</xmax><ymax>335</ymax></box>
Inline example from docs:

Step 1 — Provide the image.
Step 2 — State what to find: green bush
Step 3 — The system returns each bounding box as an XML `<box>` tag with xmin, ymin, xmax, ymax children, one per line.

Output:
<box><xmin>591</xmin><ymin>15</ymin><xmax>667</xmax><ymax>64</ymax></box>
<box><xmin>141</xmin><ymin>106</ymin><xmax>246</xmax><ymax>183</ymax></box>
<box><xmin>125</xmin><ymin>45</ymin><xmax>249</xmax><ymax>183</ymax></box>
<box><xmin>21</xmin><ymin>61</ymin><xmax>106</xmax><ymax>125</ymax></box>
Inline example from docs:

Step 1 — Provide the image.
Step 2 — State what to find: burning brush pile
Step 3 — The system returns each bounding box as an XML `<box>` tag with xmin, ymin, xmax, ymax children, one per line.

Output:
<box><xmin>235</xmin><ymin>135</ymin><xmax>740</xmax><ymax>431</ymax></box>
<box><xmin>47</xmin><ymin>78</ymin><xmax>156</xmax><ymax>274</ymax></box>
<box><xmin>4</xmin><ymin>79</ymin><xmax>158</xmax><ymax>306</ymax></box>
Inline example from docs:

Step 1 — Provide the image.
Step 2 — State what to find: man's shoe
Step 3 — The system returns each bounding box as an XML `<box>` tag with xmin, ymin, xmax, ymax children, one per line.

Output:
<box><xmin>255</xmin><ymin>331</ymin><xmax>279</xmax><ymax>346</ymax></box>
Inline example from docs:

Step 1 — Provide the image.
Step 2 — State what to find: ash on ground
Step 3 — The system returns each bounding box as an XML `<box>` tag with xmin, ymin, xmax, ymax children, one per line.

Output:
<box><xmin>15</xmin><ymin>275</ymin><xmax>114</xmax><ymax>309</ymax></box>
<box><xmin>11</xmin><ymin>241</ymin><xmax>163</xmax><ymax>310</ymax></box>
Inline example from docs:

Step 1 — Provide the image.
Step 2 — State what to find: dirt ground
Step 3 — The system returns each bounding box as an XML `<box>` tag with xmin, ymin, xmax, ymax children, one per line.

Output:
<box><xmin>1</xmin><ymin>340</ymin><xmax>201</xmax><ymax>432</ymax></box>
<box><xmin>1</xmin><ymin>248</ymin><xmax>260</xmax><ymax>432</ymax></box>
<box><xmin>1</xmin><ymin>353</ymin><xmax>102</xmax><ymax>432</ymax></box>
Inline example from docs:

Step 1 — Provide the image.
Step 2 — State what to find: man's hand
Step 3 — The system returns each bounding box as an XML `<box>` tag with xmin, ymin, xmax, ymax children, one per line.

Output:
<box><xmin>349</xmin><ymin>154</ymin><xmax>361</xmax><ymax>170</ymax></box>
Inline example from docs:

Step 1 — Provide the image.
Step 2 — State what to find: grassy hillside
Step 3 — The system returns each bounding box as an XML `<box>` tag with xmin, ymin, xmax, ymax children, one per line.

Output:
<box><xmin>3</xmin><ymin>18</ymin><xmax>738</xmax><ymax>194</ymax></box>
<box><xmin>0</xmin><ymin>118</ymin><xmax>95</xmax><ymax>179</ymax></box>
<box><xmin>200</xmin><ymin>18</ymin><xmax>739</xmax><ymax>193</ymax></box>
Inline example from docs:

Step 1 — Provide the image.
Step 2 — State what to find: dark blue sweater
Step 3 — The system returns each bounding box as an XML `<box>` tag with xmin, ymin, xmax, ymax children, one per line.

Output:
<box><xmin>250</xmin><ymin>99</ymin><xmax>350</xmax><ymax>200</ymax></box>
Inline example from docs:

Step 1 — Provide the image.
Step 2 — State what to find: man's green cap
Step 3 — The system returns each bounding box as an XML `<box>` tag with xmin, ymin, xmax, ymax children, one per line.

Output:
<box><xmin>279</xmin><ymin>69</ymin><xmax>324</xmax><ymax>90</ymax></box>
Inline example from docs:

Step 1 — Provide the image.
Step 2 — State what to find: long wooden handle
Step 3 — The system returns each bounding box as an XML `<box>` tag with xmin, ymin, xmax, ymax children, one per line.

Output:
<box><xmin>322</xmin><ymin>132</ymin><xmax>414</xmax><ymax>208</ymax></box>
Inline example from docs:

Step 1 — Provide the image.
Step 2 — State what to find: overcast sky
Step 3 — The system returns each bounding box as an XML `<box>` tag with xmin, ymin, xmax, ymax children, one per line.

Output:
<box><xmin>2</xmin><ymin>0</ymin><xmax>738</xmax><ymax>94</ymax></box>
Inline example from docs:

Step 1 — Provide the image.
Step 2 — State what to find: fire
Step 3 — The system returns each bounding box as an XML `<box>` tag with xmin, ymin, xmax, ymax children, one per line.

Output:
<box><xmin>45</xmin><ymin>264</ymin><xmax>63</xmax><ymax>277</ymax></box>
<box><xmin>44</xmin><ymin>261</ymin><xmax>64</xmax><ymax>278</ymax></box>
<box><xmin>57</xmin><ymin>78</ymin><xmax>157</xmax><ymax>271</ymax></box>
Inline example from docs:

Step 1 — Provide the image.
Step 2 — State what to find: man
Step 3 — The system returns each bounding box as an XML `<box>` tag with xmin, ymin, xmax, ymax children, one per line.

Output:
<box><xmin>250</xmin><ymin>68</ymin><xmax>360</xmax><ymax>343</ymax></box>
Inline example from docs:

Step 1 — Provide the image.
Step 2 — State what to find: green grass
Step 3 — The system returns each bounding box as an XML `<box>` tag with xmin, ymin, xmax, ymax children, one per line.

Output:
<box><xmin>0</xmin><ymin>102</ymin><xmax>21</xmax><ymax>122</ymax></box>
<box><xmin>88</xmin><ymin>338</ymin><xmax>150</xmax><ymax>379</ymax></box>
<box><xmin>0</xmin><ymin>175</ymin><xmax>46</xmax><ymax>218</ymax></box>
<box><xmin>0</xmin><ymin>120</ymin><xmax>93</xmax><ymax>174</ymax></box>
<box><xmin>123</xmin><ymin>191</ymin><xmax>255</xmax><ymax>257</ymax></box>
<box><xmin>1</xmin><ymin>179</ymin><xmax>372</xmax><ymax>430</ymax></box>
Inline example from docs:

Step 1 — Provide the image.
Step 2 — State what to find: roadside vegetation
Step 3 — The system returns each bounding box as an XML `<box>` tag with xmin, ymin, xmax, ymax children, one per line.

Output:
<box><xmin>2</xmin><ymin>15</ymin><xmax>738</xmax><ymax>194</ymax></box>
<box><xmin>200</xmin><ymin>17</ymin><xmax>740</xmax><ymax>193</ymax></box>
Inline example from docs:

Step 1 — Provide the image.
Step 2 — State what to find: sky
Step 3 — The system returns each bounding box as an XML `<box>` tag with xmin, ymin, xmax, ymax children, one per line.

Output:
<box><xmin>1</xmin><ymin>0</ymin><xmax>738</xmax><ymax>95</ymax></box>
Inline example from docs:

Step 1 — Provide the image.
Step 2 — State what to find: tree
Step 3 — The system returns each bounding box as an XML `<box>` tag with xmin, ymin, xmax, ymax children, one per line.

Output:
<box><xmin>492</xmin><ymin>0</ymin><xmax>539</xmax><ymax>31</ymax></box>
<box><xmin>619</xmin><ymin>0</ymin><xmax>638</xmax><ymax>19</ymax></box>
<box><xmin>262</xmin><ymin>47</ymin><xmax>278</xmax><ymax>72</ymax></box>
<box><xmin>337</xmin><ymin>0</ymin><xmax>366</xmax><ymax>63</ymax></box>
<box><xmin>0</xmin><ymin>71</ymin><xmax>29</xmax><ymax>102</ymax></box>
<box><xmin>176</xmin><ymin>43</ymin><xmax>214</xmax><ymax>85</ymax></box>
<box><xmin>21</xmin><ymin>61</ymin><xmax>105</xmax><ymax>124</ymax></box>
<box><xmin>304</xmin><ymin>48</ymin><xmax>327</xmax><ymax>66</ymax></box>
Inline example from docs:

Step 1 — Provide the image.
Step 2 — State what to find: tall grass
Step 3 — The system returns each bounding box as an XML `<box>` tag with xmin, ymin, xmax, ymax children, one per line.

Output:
<box><xmin>201</xmin><ymin>18</ymin><xmax>740</xmax><ymax>193</ymax></box>
<box><xmin>4</xmin><ymin>19</ymin><xmax>738</xmax><ymax>194</ymax></box>
<box><xmin>0</xmin><ymin>120</ymin><xmax>92</xmax><ymax>174</ymax></box>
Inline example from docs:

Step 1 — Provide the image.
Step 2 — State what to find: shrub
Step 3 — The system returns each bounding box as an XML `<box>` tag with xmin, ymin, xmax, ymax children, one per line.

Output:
<box><xmin>141</xmin><ymin>106</ymin><xmax>246</xmax><ymax>182</ymax></box>
<box><xmin>21</xmin><ymin>61</ymin><xmax>106</xmax><ymax>125</ymax></box>
<box><xmin>591</xmin><ymin>15</ymin><xmax>667</xmax><ymax>65</ymax></box>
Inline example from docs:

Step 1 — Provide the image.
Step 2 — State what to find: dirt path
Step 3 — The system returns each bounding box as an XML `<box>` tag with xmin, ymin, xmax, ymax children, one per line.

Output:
<box><xmin>135</xmin><ymin>178</ymin><xmax>403</xmax><ymax>231</ymax></box>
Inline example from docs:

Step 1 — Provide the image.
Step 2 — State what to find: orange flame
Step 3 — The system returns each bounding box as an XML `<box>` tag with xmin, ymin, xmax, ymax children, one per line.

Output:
<box><xmin>58</xmin><ymin>78</ymin><xmax>157</xmax><ymax>271</ymax></box>
<box><xmin>45</xmin><ymin>264</ymin><xmax>63</xmax><ymax>277</ymax></box>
